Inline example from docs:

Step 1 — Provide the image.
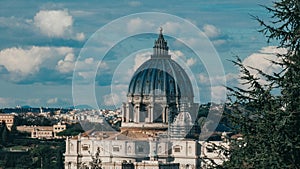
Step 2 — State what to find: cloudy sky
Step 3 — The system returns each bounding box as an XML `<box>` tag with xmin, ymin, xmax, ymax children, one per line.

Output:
<box><xmin>0</xmin><ymin>0</ymin><xmax>282</xmax><ymax>108</ymax></box>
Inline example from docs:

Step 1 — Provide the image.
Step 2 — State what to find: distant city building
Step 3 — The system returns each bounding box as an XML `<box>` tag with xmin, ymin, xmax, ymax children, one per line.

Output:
<box><xmin>32</xmin><ymin>126</ymin><xmax>53</xmax><ymax>139</ymax></box>
<box><xmin>0</xmin><ymin>113</ymin><xmax>15</xmax><ymax>130</ymax></box>
<box><xmin>53</xmin><ymin>122</ymin><xmax>67</xmax><ymax>137</ymax></box>
<box><xmin>64</xmin><ymin>29</ymin><xmax>227</xmax><ymax>169</ymax></box>
<box><xmin>17</xmin><ymin>122</ymin><xmax>66</xmax><ymax>139</ymax></box>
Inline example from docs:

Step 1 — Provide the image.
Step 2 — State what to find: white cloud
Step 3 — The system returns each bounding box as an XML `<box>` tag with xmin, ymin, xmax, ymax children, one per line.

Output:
<box><xmin>197</xmin><ymin>74</ymin><xmax>229</xmax><ymax>103</ymax></box>
<box><xmin>128</xmin><ymin>1</ymin><xmax>142</xmax><ymax>7</ymax></box>
<box><xmin>104</xmin><ymin>84</ymin><xmax>128</xmax><ymax>106</ymax></box>
<box><xmin>133</xmin><ymin>51</ymin><xmax>151</xmax><ymax>71</ymax></box>
<box><xmin>75</xmin><ymin>32</ymin><xmax>85</xmax><ymax>41</ymax></box>
<box><xmin>103</xmin><ymin>93</ymin><xmax>120</xmax><ymax>106</ymax></box>
<box><xmin>202</xmin><ymin>24</ymin><xmax>228</xmax><ymax>46</ymax></box>
<box><xmin>170</xmin><ymin>50</ymin><xmax>185</xmax><ymax>60</ymax></box>
<box><xmin>203</xmin><ymin>24</ymin><xmax>221</xmax><ymax>38</ymax></box>
<box><xmin>198</xmin><ymin>73</ymin><xmax>208</xmax><ymax>84</ymax></box>
<box><xmin>98</xmin><ymin>61</ymin><xmax>108</xmax><ymax>69</ymax></box>
<box><xmin>84</xmin><ymin>57</ymin><xmax>94</xmax><ymax>64</ymax></box>
<box><xmin>127</xmin><ymin>17</ymin><xmax>154</xmax><ymax>33</ymax></box>
<box><xmin>75</xmin><ymin>58</ymin><xmax>108</xmax><ymax>80</ymax></box>
<box><xmin>0</xmin><ymin>16</ymin><xmax>31</xmax><ymax>29</ymax></box>
<box><xmin>161</xmin><ymin>22</ymin><xmax>182</xmax><ymax>34</ymax></box>
<box><xmin>56</xmin><ymin>53</ymin><xmax>75</xmax><ymax>73</ymax></box>
<box><xmin>0</xmin><ymin>46</ymin><xmax>73</xmax><ymax>81</ymax></box>
<box><xmin>198</xmin><ymin>73</ymin><xmax>237</xmax><ymax>86</ymax></box>
<box><xmin>34</xmin><ymin>10</ymin><xmax>73</xmax><ymax>37</ymax></box>
<box><xmin>259</xmin><ymin>46</ymin><xmax>287</xmax><ymax>54</ymax></box>
<box><xmin>186</xmin><ymin>58</ymin><xmax>196</xmax><ymax>67</ymax></box>
<box><xmin>78</xmin><ymin>71</ymin><xmax>94</xmax><ymax>80</ymax></box>
<box><xmin>33</xmin><ymin>10</ymin><xmax>85</xmax><ymax>41</ymax></box>
<box><xmin>170</xmin><ymin>50</ymin><xmax>197</xmax><ymax>68</ymax></box>
<box><xmin>46</xmin><ymin>97</ymin><xmax>70</xmax><ymax>106</ymax></box>
<box><xmin>212</xmin><ymin>39</ymin><xmax>226</xmax><ymax>46</ymax></box>
<box><xmin>211</xmin><ymin>86</ymin><xmax>227</xmax><ymax>103</ymax></box>
<box><xmin>242</xmin><ymin>46</ymin><xmax>286</xmax><ymax>85</ymax></box>
<box><xmin>0</xmin><ymin>97</ymin><xmax>9</xmax><ymax>107</ymax></box>
<box><xmin>47</xmin><ymin>97</ymin><xmax>59</xmax><ymax>104</ymax></box>
<box><xmin>70</xmin><ymin>10</ymin><xmax>95</xmax><ymax>17</ymax></box>
<box><xmin>57</xmin><ymin>55</ymin><xmax>109</xmax><ymax>81</ymax></box>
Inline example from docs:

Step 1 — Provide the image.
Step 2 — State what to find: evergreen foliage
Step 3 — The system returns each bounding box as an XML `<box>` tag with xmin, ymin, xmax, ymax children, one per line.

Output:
<box><xmin>218</xmin><ymin>0</ymin><xmax>300</xmax><ymax>168</ymax></box>
<box><xmin>56</xmin><ymin>123</ymin><xmax>84</xmax><ymax>136</ymax></box>
<box><xmin>0</xmin><ymin>121</ymin><xmax>10</xmax><ymax>146</ymax></box>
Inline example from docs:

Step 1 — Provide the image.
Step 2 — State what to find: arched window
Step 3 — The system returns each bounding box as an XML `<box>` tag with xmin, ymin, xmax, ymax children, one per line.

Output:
<box><xmin>128</xmin><ymin>146</ymin><xmax>131</xmax><ymax>153</ymax></box>
<box><xmin>188</xmin><ymin>146</ymin><xmax>192</xmax><ymax>154</ymax></box>
<box><xmin>158</xmin><ymin>146</ymin><xmax>162</xmax><ymax>154</ymax></box>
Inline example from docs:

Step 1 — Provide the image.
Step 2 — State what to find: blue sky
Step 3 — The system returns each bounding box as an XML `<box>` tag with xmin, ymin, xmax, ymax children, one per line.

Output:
<box><xmin>0</xmin><ymin>0</ymin><xmax>280</xmax><ymax>108</ymax></box>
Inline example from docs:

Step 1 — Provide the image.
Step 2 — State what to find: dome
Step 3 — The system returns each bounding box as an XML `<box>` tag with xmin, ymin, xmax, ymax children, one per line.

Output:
<box><xmin>127</xmin><ymin>30</ymin><xmax>194</xmax><ymax>99</ymax></box>
<box><xmin>128</xmin><ymin>59</ymin><xmax>194</xmax><ymax>98</ymax></box>
<box><xmin>173</xmin><ymin>111</ymin><xmax>193</xmax><ymax>126</ymax></box>
<box><xmin>122</xmin><ymin>28</ymin><xmax>199</xmax><ymax>126</ymax></box>
<box><xmin>170</xmin><ymin>111</ymin><xmax>195</xmax><ymax>139</ymax></box>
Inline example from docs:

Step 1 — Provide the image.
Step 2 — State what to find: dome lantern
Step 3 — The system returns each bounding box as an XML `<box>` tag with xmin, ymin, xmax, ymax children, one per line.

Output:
<box><xmin>152</xmin><ymin>27</ymin><xmax>170</xmax><ymax>59</ymax></box>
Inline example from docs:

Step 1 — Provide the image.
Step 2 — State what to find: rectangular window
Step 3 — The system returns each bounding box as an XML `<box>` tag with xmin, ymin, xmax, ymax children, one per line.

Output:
<box><xmin>137</xmin><ymin>146</ymin><xmax>143</xmax><ymax>153</ymax></box>
<box><xmin>82</xmin><ymin>144</ymin><xmax>89</xmax><ymax>151</ymax></box>
<box><xmin>113</xmin><ymin>146</ymin><xmax>120</xmax><ymax>152</ymax></box>
<box><xmin>174</xmin><ymin>147</ymin><xmax>181</xmax><ymax>152</ymax></box>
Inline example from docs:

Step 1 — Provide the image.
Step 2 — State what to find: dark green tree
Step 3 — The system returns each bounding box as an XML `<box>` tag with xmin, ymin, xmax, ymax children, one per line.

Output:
<box><xmin>57</xmin><ymin>123</ymin><xmax>84</xmax><ymax>136</ymax></box>
<box><xmin>0</xmin><ymin>121</ymin><xmax>3</xmax><ymax>146</ymax></box>
<box><xmin>1</xmin><ymin>121</ymin><xmax>9</xmax><ymax>146</ymax></box>
<box><xmin>31</xmin><ymin>145</ymin><xmax>56</xmax><ymax>169</ymax></box>
<box><xmin>56</xmin><ymin>150</ymin><xmax>64</xmax><ymax>169</ymax></box>
<box><xmin>89</xmin><ymin>147</ymin><xmax>102</xmax><ymax>169</ymax></box>
<box><xmin>218</xmin><ymin>0</ymin><xmax>300</xmax><ymax>168</ymax></box>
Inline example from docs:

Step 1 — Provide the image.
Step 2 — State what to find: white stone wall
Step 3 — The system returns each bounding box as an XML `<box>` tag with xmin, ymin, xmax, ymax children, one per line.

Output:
<box><xmin>64</xmin><ymin>137</ymin><xmax>203</xmax><ymax>169</ymax></box>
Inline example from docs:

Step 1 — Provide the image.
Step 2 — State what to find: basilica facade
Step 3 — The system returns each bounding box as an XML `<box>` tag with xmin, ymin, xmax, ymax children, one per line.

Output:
<box><xmin>64</xmin><ymin>29</ymin><xmax>226</xmax><ymax>169</ymax></box>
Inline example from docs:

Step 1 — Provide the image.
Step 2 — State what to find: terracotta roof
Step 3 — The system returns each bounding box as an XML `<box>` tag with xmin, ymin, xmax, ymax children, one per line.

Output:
<box><xmin>106</xmin><ymin>130</ymin><xmax>150</xmax><ymax>140</ymax></box>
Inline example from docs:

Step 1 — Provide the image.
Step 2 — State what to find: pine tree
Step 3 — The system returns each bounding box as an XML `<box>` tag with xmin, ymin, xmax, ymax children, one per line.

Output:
<box><xmin>56</xmin><ymin>150</ymin><xmax>64</xmax><ymax>169</ymax></box>
<box><xmin>0</xmin><ymin>121</ymin><xmax>4</xmax><ymax>146</ymax></box>
<box><xmin>1</xmin><ymin>121</ymin><xmax>9</xmax><ymax>146</ymax></box>
<box><xmin>218</xmin><ymin>0</ymin><xmax>300</xmax><ymax>168</ymax></box>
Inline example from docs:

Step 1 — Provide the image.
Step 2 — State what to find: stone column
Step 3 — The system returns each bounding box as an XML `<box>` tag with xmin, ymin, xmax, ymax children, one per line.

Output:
<box><xmin>122</xmin><ymin>103</ymin><xmax>126</xmax><ymax>122</ymax></box>
<box><xmin>162</xmin><ymin>105</ymin><xmax>165</xmax><ymax>123</ymax></box>
<box><xmin>165</xmin><ymin>106</ymin><xmax>169</xmax><ymax>123</ymax></box>
<box><xmin>150</xmin><ymin>104</ymin><xmax>154</xmax><ymax>122</ymax></box>
<box><xmin>134</xmin><ymin>105</ymin><xmax>140</xmax><ymax>122</ymax></box>
<box><xmin>66</xmin><ymin>137</ymin><xmax>69</xmax><ymax>154</ymax></box>
<box><xmin>126</xmin><ymin>103</ymin><xmax>130</xmax><ymax>122</ymax></box>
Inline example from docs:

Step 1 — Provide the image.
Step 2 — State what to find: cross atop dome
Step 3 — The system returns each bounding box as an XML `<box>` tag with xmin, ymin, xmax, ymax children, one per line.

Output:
<box><xmin>152</xmin><ymin>27</ymin><xmax>170</xmax><ymax>58</ymax></box>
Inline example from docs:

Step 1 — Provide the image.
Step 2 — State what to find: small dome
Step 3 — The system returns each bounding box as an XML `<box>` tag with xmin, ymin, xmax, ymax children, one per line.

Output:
<box><xmin>173</xmin><ymin>111</ymin><xmax>193</xmax><ymax>126</ymax></box>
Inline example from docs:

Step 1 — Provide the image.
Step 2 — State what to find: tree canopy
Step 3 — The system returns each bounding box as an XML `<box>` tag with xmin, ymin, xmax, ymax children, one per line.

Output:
<box><xmin>218</xmin><ymin>0</ymin><xmax>300</xmax><ymax>168</ymax></box>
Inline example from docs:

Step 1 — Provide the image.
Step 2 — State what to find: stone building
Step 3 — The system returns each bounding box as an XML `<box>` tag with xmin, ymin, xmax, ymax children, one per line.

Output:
<box><xmin>17</xmin><ymin>122</ymin><xmax>66</xmax><ymax>139</ymax></box>
<box><xmin>0</xmin><ymin>113</ymin><xmax>15</xmax><ymax>131</ymax></box>
<box><xmin>64</xmin><ymin>29</ymin><xmax>227</xmax><ymax>169</ymax></box>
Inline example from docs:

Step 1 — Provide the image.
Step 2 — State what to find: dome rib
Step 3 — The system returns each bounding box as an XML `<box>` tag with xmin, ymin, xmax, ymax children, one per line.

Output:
<box><xmin>166</xmin><ymin>59</ymin><xmax>178</xmax><ymax>98</ymax></box>
<box><xmin>128</xmin><ymin>58</ymin><xmax>194</xmax><ymax>101</ymax></box>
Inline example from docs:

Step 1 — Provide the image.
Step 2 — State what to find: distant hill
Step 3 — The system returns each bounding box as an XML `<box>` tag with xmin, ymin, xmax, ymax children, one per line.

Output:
<box><xmin>65</xmin><ymin>104</ymin><xmax>95</xmax><ymax>110</ymax></box>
